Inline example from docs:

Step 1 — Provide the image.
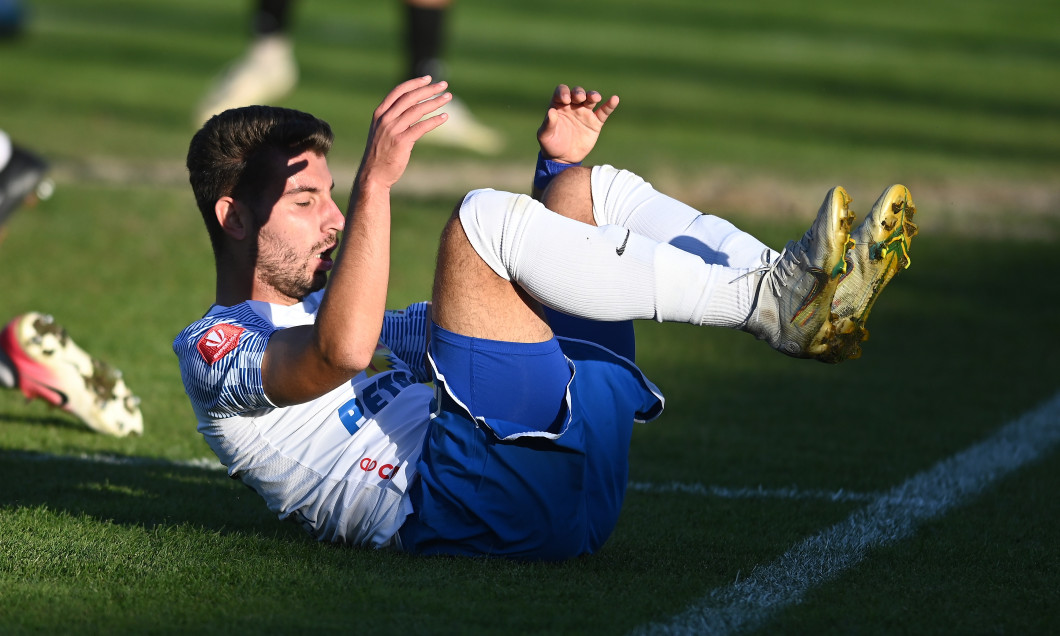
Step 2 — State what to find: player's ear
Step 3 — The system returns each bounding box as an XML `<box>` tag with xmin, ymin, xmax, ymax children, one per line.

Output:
<box><xmin>215</xmin><ymin>196</ymin><xmax>251</xmax><ymax>241</ymax></box>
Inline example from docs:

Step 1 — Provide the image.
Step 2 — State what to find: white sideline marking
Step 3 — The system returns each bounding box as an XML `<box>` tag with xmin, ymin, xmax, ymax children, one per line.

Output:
<box><xmin>632</xmin><ymin>390</ymin><xmax>1060</xmax><ymax>636</ymax></box>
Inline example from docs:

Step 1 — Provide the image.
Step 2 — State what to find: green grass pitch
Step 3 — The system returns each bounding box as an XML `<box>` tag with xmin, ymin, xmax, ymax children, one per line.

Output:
<box><xmin>0</xmin><ymin>0</ymin><xmax>1058</xmax><ymax>633</ymax></box>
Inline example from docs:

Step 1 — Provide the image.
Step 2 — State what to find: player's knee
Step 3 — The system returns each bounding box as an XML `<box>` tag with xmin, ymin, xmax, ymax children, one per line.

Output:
<box><xmin>455</xmin><ymin>188</ymin><xmax>537</xmax><ymax>282</ymax></box>
<box><xmin>542</xmin><ymin>166</ymin><xmax>594</xmax><ymax>225</ymax></box>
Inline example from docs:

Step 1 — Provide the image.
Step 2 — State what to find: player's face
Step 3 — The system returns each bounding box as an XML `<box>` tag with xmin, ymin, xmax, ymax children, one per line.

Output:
<box><xmin>254</xmin><ymin>150</ymin><xmax>344</xmax><ymax>304</ymax></box>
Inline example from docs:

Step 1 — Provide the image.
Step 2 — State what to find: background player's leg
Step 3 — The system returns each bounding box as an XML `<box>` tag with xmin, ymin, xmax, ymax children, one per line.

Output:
<box><xmin>254</xmin><ymin>0</ymin><xmax>293</xmax><ymax>35</ymax></box>
<box><xmin>404</xmin><ymin>0</ymin><xmax>503</xmax><ymax>154</ymax></box>
<box><xmin>405</xmin><ymin>0</ymin><xmax>449</xmax><ymax>80</ymax></box>
<box><xmin>194</xmin><ymin>0</ymin><xmax>298</xmax><ymax>124</ymax></box>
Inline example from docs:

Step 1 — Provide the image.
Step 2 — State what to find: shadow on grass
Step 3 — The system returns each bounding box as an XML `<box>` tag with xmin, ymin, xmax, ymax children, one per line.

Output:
<box><xmin>0</xmin><ymin>411</ymin><xmax>86</xmax><ymax>432</ymax></box>
<box><xmin>0</xmin><ymin>449</ymin><xmax>309</xmax><ymax>542</ymax></box>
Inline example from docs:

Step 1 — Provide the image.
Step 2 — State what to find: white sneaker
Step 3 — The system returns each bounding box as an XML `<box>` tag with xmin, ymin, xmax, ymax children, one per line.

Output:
<box><xmin>195</xmin><ymin>34</ymin><xmax>298</xmax><ymax>125</ymax></box>
<box><xmin>420</xmin><ymin>94</ymin><xmax>504</xmax><ymax>155</ymax></box>
<box><xmin>741</xmin><ymin>186</ymin><xmax>855</xmax><ymax>359</ymax></box>
<box><xmin>825</xmin><ymin>184</ymin><xmax>918</xmax><ymax>361</ymax></box>
<box><xmin>0</xmin><ymin>313</ymin><xmax>143</xmax><ymax>436</ymax></box>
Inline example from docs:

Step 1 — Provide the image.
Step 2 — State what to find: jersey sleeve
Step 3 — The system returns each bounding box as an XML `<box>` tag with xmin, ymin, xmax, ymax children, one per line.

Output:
<box><xmin>379</xmin><ymin>301</ymin><xmax>431</xmax><ymax>383</ymax></box>
<box><xmin>173</xmin><ymin>310</ymin><xmax>278</xmax><ymax>419</ymax></box>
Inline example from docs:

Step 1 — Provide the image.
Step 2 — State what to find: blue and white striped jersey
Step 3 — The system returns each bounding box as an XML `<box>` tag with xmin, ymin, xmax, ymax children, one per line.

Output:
<box><xmin>173</xmin><ymin>291</ymin><xmax>434</xmax><ymax>549</ymax></box>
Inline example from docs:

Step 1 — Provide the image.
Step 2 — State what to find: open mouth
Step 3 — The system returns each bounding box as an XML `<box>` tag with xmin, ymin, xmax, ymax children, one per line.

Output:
<box><xmin>316</xmin><ymin>244</ymin><xmax>337</xmax><ymax>270</ymax></box>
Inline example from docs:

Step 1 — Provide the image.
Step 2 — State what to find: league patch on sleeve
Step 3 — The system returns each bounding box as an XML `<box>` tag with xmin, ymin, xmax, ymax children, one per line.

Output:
<box><xmin>196</xmin><ymin>323</ymin><xmax>245</xmax><ymax>364</ymax></box>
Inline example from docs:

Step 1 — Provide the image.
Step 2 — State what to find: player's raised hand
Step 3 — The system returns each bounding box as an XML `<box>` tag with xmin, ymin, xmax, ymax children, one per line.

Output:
<box><xmin>358</xmin><ymin>77</ymin><xmax>451</xmax><ymax>188</ymax></box>
<box><xmin>536</xmin><ymin>84</ymin><xmax>619</xmax><ymax>164</ymax></box>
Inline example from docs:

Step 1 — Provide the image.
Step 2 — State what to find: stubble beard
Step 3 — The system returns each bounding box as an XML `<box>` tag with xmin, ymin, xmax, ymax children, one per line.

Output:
<box><xmin>255</xmin><ymin>229</ymin><xmax>335</xmax><ymax>302</ymax></box>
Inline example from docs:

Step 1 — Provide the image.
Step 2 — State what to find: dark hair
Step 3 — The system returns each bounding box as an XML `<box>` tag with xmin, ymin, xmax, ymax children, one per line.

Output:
<box><xmin>186</xmin><ymin>105</ymin><xmax>334</xmax><ymax>256</ymax></box>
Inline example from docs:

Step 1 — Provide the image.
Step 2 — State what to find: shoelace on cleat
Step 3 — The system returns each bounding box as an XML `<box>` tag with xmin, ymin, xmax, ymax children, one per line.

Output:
<box><xmin>732</xmin><ymin>242</ymin><xmax>806</xmax><ymax>299</ymax></box>
<box><xmin>768</xmin><ymin>241</ymin><xmax>807</xmax><ymax>297</ymax></box>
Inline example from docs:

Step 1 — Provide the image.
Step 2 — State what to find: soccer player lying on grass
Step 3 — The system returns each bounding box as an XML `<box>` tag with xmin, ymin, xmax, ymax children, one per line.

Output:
<box><xmin>174</xmin><ymin>77</ymin><xmax>917</xmax><ymax>560</ymax></box>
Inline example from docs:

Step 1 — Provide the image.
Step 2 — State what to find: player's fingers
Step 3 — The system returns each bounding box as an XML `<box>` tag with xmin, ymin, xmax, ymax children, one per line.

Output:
<box><xmin>375</xmin><ymin>75</ymin><xmax>435</xmax><ymax>116</ymax></box>
<box><xmin>392</xmin><ymin>80</ymin><xmax>449</xmax><ymax>114</ymax></box>
<box><xmin>595</xmin><ymin>95</ymin><xmax>620</xmax><ymax>122</ymax></box>
<box><xmin>570</xmin><ymin>85</ymin><xmax>588</xmax><ymax>104</ymax></box>
<box><xmin>381</xmin><ymin>83</ymin><xmax>451</xmax><ymax>131</ymax></box>
<box><xmin>405</xmin><ymin>110</ymin><xmax>449</xmax><ymax>140</ymax></box>
<box><xmin>552</xmin><ymin>84</ymin><xmax>572</xmax><ymax>106</ymax></box>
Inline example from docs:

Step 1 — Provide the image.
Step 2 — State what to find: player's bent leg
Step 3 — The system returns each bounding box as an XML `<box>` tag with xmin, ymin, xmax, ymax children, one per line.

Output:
<box><xmin>414</xmin><ymin>198</ymin><xmax>583</xmax><ymax>559</ymax></box>
<box><xmin>456</xmin><ymin>187</ymin><xmax>709</xmax><ymax>324</ymax></box>
<box><xmin>588</xmin><ymin>164</ymin><xmax>773</xmax><ymax>269</ymax></box>
<box><xmin>431</xmin><ymin>199</ymin><xmax>554</xmax><ymax>343</ymax></box>
<box><xmin>822</xmin><ymin>184</ymin><xmax>918</xmax><ymax>362</ymax></box>
<box><xmin>0</xmin><ymin>313</ymin><xmax>143</xmax><ymax>436</ymax></box>
<box><xmin>409</xmin><ymin>190</ymin><xmax>668</xmax><ymax>559</ymax></box>
<box><xmin>739</xmin><ymin>186</ymin><xmax>856</xmax><ymax>360</ymax></box>
<box><xmin>430</xmin><ymin>191</ymin><xmax>574</xmax><ymax>422</ymax></box>
<box><xmin>539</xmin><ymin>168</ymin><xmax>637</xmax><ymax>360</ymax></box>
<box><xmin>540</xmin><ymin>165</ymin><xmax>595</xmax><ymax>224</ymax></box>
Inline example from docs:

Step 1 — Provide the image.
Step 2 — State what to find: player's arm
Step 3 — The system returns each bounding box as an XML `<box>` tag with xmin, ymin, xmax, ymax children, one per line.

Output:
<box><xmin>531</xmin><ymin>84</ymin><xmax>619</xmax><ymax>200</ymax></box>
<box><xmin>263</xmin><ymin>77</ymin><xmax>451</xmax><ymax>407</ymax></box>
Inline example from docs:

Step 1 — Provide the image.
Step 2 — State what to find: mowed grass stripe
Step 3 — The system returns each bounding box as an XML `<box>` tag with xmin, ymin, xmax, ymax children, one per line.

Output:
<box><xmin>634</xmin><ymin>390</ymin><xmax>1060</xmax><ymax>636</ymax></box>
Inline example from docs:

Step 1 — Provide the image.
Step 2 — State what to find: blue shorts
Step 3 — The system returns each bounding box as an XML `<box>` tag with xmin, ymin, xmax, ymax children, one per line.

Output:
<box><xmin>398</xmin><ymin>321</ymin><xmax>663</xmax><ymax>561</ymax></box>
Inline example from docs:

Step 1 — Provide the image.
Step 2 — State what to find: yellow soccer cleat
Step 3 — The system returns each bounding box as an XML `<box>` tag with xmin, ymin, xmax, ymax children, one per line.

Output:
<box><xmin>822</xmin><ymin>184</ymin><xmax>918</xmax><ymax>362</ymax></box>
<box><xmin>741</xmin><ymin>186</ymin><xmax>856</xmax><ymax>359</ymax></box>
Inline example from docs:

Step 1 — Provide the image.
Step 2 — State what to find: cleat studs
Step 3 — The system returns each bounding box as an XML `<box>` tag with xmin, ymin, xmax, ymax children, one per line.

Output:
<box><xmin>124</xmin><ymin>395</ymin><xmax>142</xmax><ymax>414</ymax></box>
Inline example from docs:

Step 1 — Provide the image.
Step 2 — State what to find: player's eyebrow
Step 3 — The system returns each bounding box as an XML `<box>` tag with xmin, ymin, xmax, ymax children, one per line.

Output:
<box><xmin>284</xmin><ymin>182</ymin><xmax>336</xmax><ymax>196</ymax></box>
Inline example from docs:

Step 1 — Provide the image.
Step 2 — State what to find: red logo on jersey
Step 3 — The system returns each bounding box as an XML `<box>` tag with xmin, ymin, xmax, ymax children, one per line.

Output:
<box><xmin>196</xmin><ymin>323</ymin><xmax>244</xmax><ymax>364</ymax></box>
<box><xmin>359</xmin><ymin>457</ymin><xmax>399</xmax><ymax>480</ymax></box>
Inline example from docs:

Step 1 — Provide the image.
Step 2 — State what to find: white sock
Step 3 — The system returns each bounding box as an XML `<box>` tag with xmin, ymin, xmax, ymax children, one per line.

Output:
<box><xmin>590</xmin><ymin>164</ymin><xmax>777</xmax><ymax>269</ymax></box>
<box><xmin>459</xmin><ymin>189</ymin><xmax>757</xmax><ymax>327</ymax></box>
<box><xmin>0</xmin><ymin>130</ymin><xmax>12</xmax><ymax>172</ymax></box>
<box><xmin>0</xmin><ymin>346</ymin><xmax>17</xmax><ymax>389</ymax></box>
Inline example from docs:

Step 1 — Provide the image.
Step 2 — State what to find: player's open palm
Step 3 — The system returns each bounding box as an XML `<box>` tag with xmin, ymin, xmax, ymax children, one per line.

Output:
<box><xmin>537</xmin><ymin>85</ymin><xmax>619</xmax><ymax>164</ymax></box>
